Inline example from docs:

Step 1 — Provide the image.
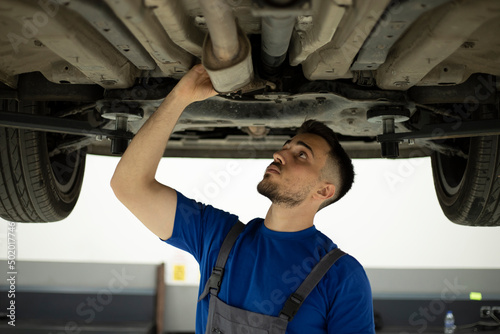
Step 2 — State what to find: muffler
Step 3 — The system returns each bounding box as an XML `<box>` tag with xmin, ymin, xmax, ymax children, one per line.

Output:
<box><xmin>200</xmin><ymin>0</ymin><xmax>254</xmax><ymax>93</ymax></box>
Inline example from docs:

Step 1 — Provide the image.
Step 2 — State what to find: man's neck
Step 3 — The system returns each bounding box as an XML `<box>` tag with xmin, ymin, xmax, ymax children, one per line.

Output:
<box><xmin>263</xmin><ymin>203</ymin><xmax>316</xmax><ymax>232</ymax></box>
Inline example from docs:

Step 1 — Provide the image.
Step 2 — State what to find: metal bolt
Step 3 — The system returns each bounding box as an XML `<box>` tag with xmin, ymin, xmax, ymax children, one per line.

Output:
<box><xmin>115</xmin><ymin>115</ymin><xmax>128</xmax><ymax>131</ymax></box>
<box><xmin>111</xmin><ymin>116</ymin><xmax>129</xmax><ymax>155</ymax></box>
<box><xmin>381</xmin><ymin>118</ymin><xmax>399</xmax><ymax>159</ymax></box>
<box><xmin>382</xmin><ymin>118</ymin><xmax>395</xmax><ymax>134</ymax></box>
<box><xmin>195</xmin><ymin>15</ymin><xmax>207</xmax><ymax>27</ymax></box>
<box><xmin>316</xmin><ymin>97</ymin><xmax>326</xmax><ymax>105</ymax></box>
<box><xmin>101</xmin><ymin>79</ymin><xmax>117</xmax><ymax>86</ymax></box>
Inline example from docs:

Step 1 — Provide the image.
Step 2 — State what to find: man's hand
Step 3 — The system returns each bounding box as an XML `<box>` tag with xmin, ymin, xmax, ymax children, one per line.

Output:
<box><xmin>171</xmin><ymin>64</ymin><xmax>217</xmax><ymax>104</ymax></box>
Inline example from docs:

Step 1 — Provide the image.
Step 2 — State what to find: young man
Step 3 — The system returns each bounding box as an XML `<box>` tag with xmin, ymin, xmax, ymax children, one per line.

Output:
<box><xmin>111</xmin><ymin>65</ymin><xmax>375</xmax><ymax>333</ymax></box>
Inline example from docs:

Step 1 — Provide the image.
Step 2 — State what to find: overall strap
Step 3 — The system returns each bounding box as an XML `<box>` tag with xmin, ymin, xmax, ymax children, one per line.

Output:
<box><xmin>198</xmin><ymin>220</ymin><xmax>246</xmax><ymax>301</ymax></box>
<box><xmin>279</xmin><ymin>248</ymin><xmax>346</xmax><ymax>321</ymax></box>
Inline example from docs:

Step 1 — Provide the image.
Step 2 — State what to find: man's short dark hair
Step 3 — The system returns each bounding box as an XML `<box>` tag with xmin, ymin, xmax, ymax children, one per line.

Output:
<box><xmin>297</xmin><ymin>119</ymin><xmax>355</xmax><ymax>209</ymax></box>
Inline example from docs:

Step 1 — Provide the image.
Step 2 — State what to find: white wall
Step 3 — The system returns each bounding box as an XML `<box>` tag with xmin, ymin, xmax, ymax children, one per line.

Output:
<box><xmin>1</xmin><ymin>154</ymin><xmax>500</xmax><ymax>286</ymax></box>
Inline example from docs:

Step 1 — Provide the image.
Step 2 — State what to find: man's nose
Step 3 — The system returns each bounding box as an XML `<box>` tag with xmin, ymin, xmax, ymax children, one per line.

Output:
<box><xmin>273</xmin><ymin>150</ymin><xmax>285</xmax><ymax>165</ymax></box>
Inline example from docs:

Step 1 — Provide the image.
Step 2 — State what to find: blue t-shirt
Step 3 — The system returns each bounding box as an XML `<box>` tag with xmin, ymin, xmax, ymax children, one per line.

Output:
<box><xmin>165</xmin><ymin>191</ymin><xmax>375</xmax><ymax>334</ymax></box>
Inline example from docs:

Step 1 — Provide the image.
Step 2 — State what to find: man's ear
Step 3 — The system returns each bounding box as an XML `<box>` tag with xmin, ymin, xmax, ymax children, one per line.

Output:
<box><xmin>314</xmin><ymin>183</ymin><xmax>335</xmax><ymax>201</ymax></box>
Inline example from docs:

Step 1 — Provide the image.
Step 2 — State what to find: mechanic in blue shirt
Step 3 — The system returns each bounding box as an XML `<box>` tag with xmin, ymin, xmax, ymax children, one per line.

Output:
<box><xmin>111</xmin><ymin>65</ymin><xmax>375</xmax><ymax>333</ymax></box>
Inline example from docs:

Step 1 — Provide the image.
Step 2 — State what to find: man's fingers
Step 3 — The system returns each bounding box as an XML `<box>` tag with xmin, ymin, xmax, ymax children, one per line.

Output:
<box><xmin>192</xmin><ymin>64</ymin><xmax>206</xmax><ymax>74</ymax></box>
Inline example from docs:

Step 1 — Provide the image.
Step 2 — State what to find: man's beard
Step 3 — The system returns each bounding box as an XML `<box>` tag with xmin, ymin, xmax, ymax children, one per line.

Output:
<box><xmin>257</xmin><ymin>176</ymin><xmax>310</xmax><ymax>208</ymax></box>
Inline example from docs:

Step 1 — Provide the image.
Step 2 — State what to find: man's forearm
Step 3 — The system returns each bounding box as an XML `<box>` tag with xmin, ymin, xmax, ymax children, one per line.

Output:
<box><xmin>110</xmin><ymin>65</ymin><xmax>215</xmax><ymax>240</ymax></box>
<box><xmin>112</xmin><ymin>64</ymin><xmax>216</xmax><ymax>188</ymax></box>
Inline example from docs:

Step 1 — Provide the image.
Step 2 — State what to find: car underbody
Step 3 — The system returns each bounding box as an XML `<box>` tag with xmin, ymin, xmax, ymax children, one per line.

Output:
<box><xmin>0</xmin><ymin>0</ymin><xmax>499</xmax><ymax>225</ymax></box>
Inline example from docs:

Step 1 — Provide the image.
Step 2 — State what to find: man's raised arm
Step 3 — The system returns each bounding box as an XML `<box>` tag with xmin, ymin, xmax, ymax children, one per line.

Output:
<box><xmin>110</xmin><ymin>65</ymin><xmax>217</xmax><ymax>240</ymax></box>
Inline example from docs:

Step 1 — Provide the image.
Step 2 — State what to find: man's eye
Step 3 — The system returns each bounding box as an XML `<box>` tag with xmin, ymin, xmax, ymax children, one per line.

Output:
<box><xmin>299</xmin><ymin>152</ymin><xmax>307</xmax><ymax>159</ymax></box>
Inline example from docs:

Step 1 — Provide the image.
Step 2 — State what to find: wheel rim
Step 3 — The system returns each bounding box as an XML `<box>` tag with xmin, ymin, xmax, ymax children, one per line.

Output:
<box><xmin>47</xmin><ymin>133</ymin><xmax>84</xmax><ymax>195</ymax></box>
<box><xmin>50</xmin><ymin>150</ymin><xmax>82</xmax><ymax>194</ymax></box>
<box><xmin>435</xmin><ymin>151</ymin><xmax>467</xmax><ymax>197</ymax></box>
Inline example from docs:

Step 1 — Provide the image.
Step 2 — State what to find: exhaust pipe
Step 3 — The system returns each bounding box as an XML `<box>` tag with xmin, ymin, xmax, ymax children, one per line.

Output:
<box><xmin>261</xmin><ymin>14</ymin><xmax>295</xmax><ymax>77</ymax></box>
<box><xmin>200</xmin><ymin>0</ymin><xmax>254</xmax><ymax>93</ymax></box>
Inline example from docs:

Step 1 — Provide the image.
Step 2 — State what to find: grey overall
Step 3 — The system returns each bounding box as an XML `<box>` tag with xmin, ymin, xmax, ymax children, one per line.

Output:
<box><xmin>198</xmin><ymin>221</ymin><xmax>346</xmax><ymax>334</ymax></box>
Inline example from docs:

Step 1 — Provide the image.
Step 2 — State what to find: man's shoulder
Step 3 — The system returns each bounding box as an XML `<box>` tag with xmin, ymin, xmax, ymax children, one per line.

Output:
<box><xmin>311</xmin><ymin>229</ymin><xmax>365</xmax><ymax>276</ymax></box>
<box><xmin>175</xmin><ymin>190</ymin><xmax>239</xmax><ymax>223</ymax></box>
<box><xmin>336</xmin><ymin>252</ymin><xmax>366</xmax><ymax>274</ymax></box>
<box><xmin>322</xmin><ymin>251</ymin><xmax>369</xmax><ymax>290</ymax></box>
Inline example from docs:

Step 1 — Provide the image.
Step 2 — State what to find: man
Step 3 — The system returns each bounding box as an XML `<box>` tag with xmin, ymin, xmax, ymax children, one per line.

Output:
<box><xmin>111</xmin><ymin>65</ymin><xmax>375</xmax><ymax>333</ymax></box>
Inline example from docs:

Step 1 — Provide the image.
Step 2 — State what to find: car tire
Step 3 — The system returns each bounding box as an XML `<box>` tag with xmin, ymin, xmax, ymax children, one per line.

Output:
<box><xmin>0</xmin><ymin>99</ymin><xmax>86</xmax><ymax>222</ymax></box>
<box><xmin>431</xmin><ymin>104</ymin><xmax>500</xmax><ymax>226</ymax></box>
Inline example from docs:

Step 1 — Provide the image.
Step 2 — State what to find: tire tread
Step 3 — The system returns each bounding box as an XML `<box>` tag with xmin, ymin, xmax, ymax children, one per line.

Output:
<box><xmin>432</xmin><ymin>104</ymin><xmax>500</xmax><ymax>226</ymax></box>
<box><xmin>0</xmin><ymin>99</ymin><xmax>86</xmax><ymax>223</ymax></box>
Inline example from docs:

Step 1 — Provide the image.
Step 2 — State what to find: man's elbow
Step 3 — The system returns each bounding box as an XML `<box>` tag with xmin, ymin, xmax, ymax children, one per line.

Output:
<box><xmin>110</xmin><ymin>171</ymin><xmax>134</xmax><ymax>203</ymax></box>
<box><xmin>110</xmin><ymin>172</ymin><xmax>153</xmax><ymax>205</ymax></box>
<box><xmin>110</xmin><ymin>174</ymin><xmax>125</xmax><ymax>201</ymax></box>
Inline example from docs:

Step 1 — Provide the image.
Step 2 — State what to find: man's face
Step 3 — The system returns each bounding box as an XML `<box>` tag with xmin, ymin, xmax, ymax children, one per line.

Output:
<box><xmin>257</xmin><ymin>133</ymin><xmax>331</xmax><ymax>208</ymax></box>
